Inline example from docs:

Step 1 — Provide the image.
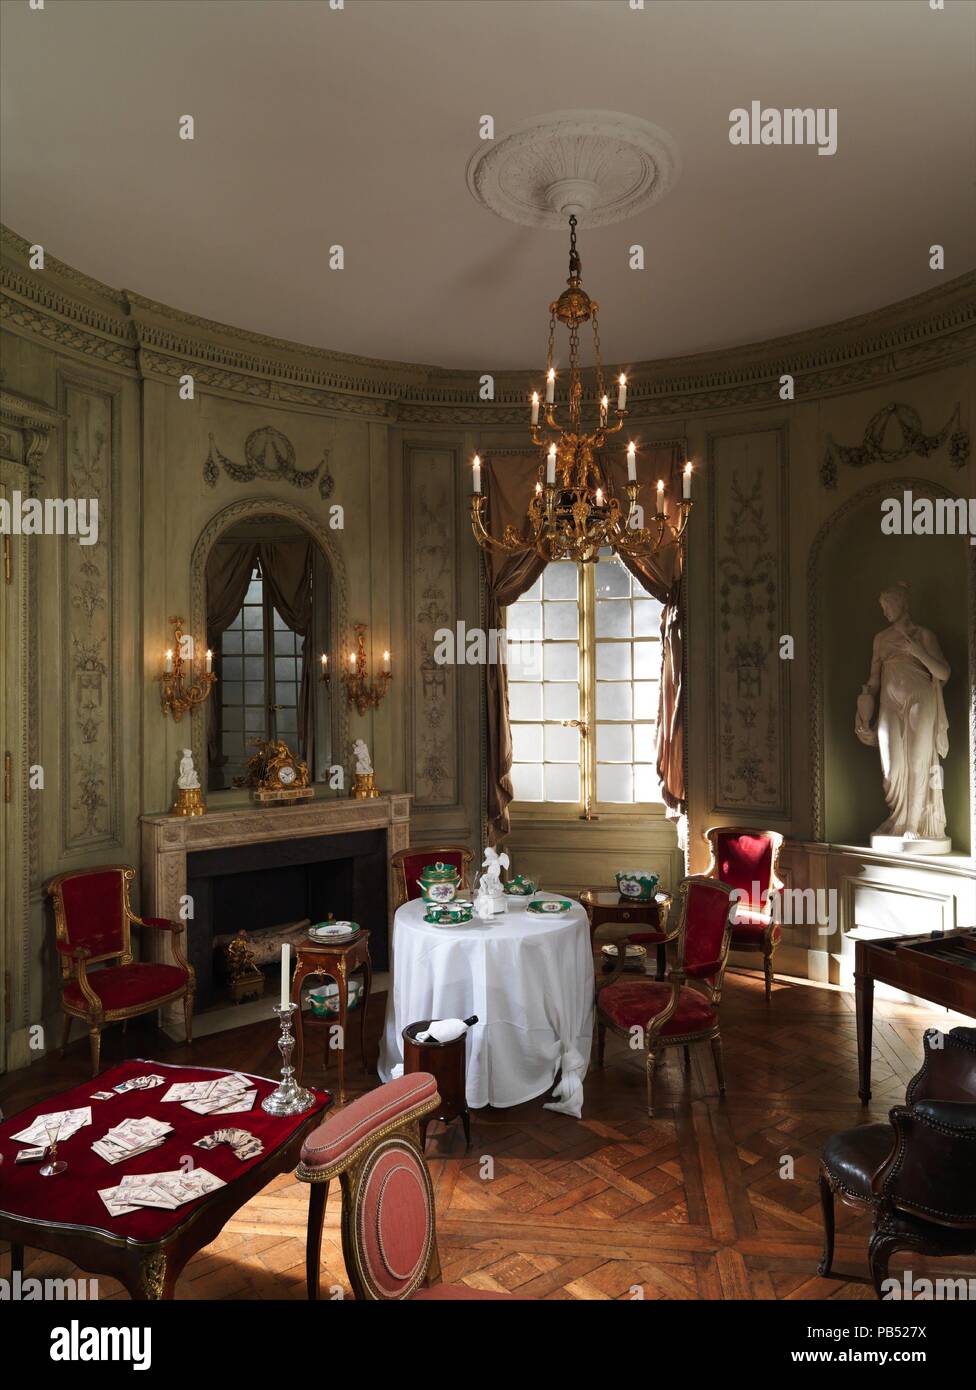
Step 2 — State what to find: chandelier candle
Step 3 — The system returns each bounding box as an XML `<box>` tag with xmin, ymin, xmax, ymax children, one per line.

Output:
<box><xmin>470</xmin><ymin>215</ymin><xmax>692</xmax><ymax>564</ymax></box>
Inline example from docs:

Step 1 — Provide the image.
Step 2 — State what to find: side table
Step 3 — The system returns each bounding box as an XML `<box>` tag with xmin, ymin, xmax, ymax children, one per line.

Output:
<box><xmin>291</xmin><ymin>931</ymin><xmax>372</xmax><ymax>1104</ymax></box>
<box><xmin>402</xmin><ymin>1020</ymin><xmax>471</xmax><ymax>1149</ymax></box>
<box><xmin>579</xmin><ymin>889</ymin><xmax>675</xmax><ymax>979</ymax></box>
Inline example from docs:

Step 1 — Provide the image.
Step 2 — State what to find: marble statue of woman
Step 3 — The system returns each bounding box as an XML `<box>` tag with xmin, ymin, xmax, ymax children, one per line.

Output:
<box><xmin>854</xmin><ymin>581</ymin><xmax>950</xmax><ymax>853</ymax></box>
<box><xmin>352</xmin><ymin>739</ymin><xmax>373</xmax><ymax>776</ymax></box>
<box><xmin>177</xmin><ymin>748</ymin><xmax>200</xmax><ymax>790</ymax></box>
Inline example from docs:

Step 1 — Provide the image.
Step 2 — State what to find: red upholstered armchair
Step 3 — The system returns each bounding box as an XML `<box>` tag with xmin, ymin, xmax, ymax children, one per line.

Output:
<box><xmin>390</xmin><ymin>845</ymin><xmax>473</xmax><ymax>911</ymax></box>
<box><xmin>596</xmin><ymin>876</ymin><xmax>737</xmax><ymax>1114</ymax></box>
<box><xmin>47</xmin><ymin>865</ymin><xmax>195</xmax><ymax>1076</ymax></box>
<box><xmin>703</xmin><ymin>826</ymin><xmax>784</xmax><ymax>1002</ymax></box>
<box><xmin>297</xmin><ymin>1072</ymin><xmax>527</xmax><ymax>1300</ymax></box>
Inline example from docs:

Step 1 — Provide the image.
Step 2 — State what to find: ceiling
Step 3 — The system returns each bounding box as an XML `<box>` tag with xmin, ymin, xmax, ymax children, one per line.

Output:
<box><xmin>1</xmin><ymin>0</ymin><xmax>974</xmax><ymax>371</ymax></box>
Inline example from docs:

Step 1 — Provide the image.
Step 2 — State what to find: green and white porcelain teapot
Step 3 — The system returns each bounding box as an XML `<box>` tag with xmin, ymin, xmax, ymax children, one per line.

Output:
<box><xmin>417</xmin><ymin>861</ymin><xmax>460</xmax><ymax>904</ymax></box>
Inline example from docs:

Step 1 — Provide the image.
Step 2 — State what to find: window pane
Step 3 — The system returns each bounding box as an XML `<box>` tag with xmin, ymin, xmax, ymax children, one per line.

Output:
<box><xmin>244</xmin><ymin>681</ymin><xmax>264</xmax><ymax>705</ymax></box>
<box><xmin>595</xmin><ymin>557</ymin><xmax>631</xmax><ymax>598</ymax></box>
<box><xmin>243</xmin><ymin>605</ymin><xmax>263</xmax><ymax>629</ymax></box>
<box><xmin>543</xmin><ymin>563</ymin><xmax>578</xmax><ymax>600</ymax></box>
<box><xmin>634</xmin><ymin>681</ymin><xmax>658</xmax><ymax>719</ymax></box>
<box><xmin>544</xmin><ymin>602</ymin><xmax>579</xmax><ymax>640</ymax></box>
<box><xmin>597</xmin><ymin>724</ymin><xmax>632</xmax><ymax>762</ymax></box>
<box><xmin>244</xmin><ymin>578</ymin><xmax>262</xmax><ymax>605</ymax></box>
<box><xmin>633</xmin><ymin>642</ymin><xmax>657</xmax><ymax>678</ymax></box>
<box><xmin>508</xmin><ymin>603</ymin><xmax>542</xmax><ymax>641</ymax></box>
<box><xmin>545</xmin><ymin>724</ymin><xmax>579</xmax><ymax>763</ymax></box>
<box><xmin>274</xmin><ymin>629</ymin><xmax>296</xmax><ymax>655</ymax></box>
<box><xmin>633</xmin><ymin>724</ymin><xmax>657</xmax><ymax>763</ymax></box>
<box><xmin>507</xmin><ymin>638</ymin><xmax>542</xmax><ymax>680</ymax></box>
<box><xmin>596</xmin><ymin>601</ymin><xmax>631</xmax><ymax>638</ymax></box>
<box><xmin>521</xmin><ymin>575</ymin><xmax>542</xmax><ymax>603</ymax></box>
<box><xmin>512</xmin><ymin>724</ymin><xmax>542</xmax><ymax>762</ymax></box>
<box><xmin>512</xmin><ymin>763</ymin><xmax>543</xmax><ymax>801</ymax></box>
<box><xmin>277</xmin><ymin>709</ymin><xmax>297</xmax><ymax>735</ymax></box>
<box><xmin>544</xmin><ymin>683</ymin><xmax>579</xmax><ymax>720</ymax></box>
<box><xmin>634</xmin><ymin>764</ymin><xmax>661</xmax><ymax>802</ymax></box>
<box><xmin>274</xmin><ymin>657</ymin><xmax>296</xmax><ymax>685</ymax></box>
<box><xmin>544</xmin><ymin>643</ymin><xmax>579</xmax><ymax>682</ymax></box>
<box><xmin>222</xmin><ymin>656</ymin><xmax>243</xmax><ymax>683</ymax></box>
<box><xmin>545</xmin><ymin>764</ymin><xmax>580</xmax><ymax>802</ymax></box>
<box><xmin>244</xmin><ymin>656</ymin><xmax>263</xmax><ymax>682</ymax></box>
<box><xmin>244</xmin><ymin>707</ymin><xmax>265</xmax><ymax>732</ymax></box>
<box><xmin>277</xmin><ymin>685</ymin><xmax>297</xmax><ymax>708</ymax></box>
<box><xmin>598</xmin><ymin>763</ymin><xmax>633</xmax><ymax>802</ymax></box>
<box><xmin>244</xmin><ymin>629</ymin><xmax>263</xmax><ymax>654</ymax></box>
<box><xmin>596</xmin><ymin>643</ymin><xmax>630</xmax><ymax>680</ymax></box>
<box><xmin>222</xmin><ymin>682</ymin><xmax>242</xmax><ymax>709</ymax></box>
<box><xmin>509</xmin><ymin>683</ymin><xmax>543</xmax><ymax>720</ymax></box>
<box><xmin>273</xmin><ymin>608</ymin><xmax>289</xmax><ymax>631</ymax></box>
<box><xmin>597</xmin><ymin>682</ymin><xmax>632</xmax><ymax>719</ymax></box>
<box><xmin>634</xmin><ymin>597</ymin><xmax>663</xmax><ymax>637</ymax></box>
<box><xmin>221</xmin><ymin>630</ymin><xmax>242</xmax><ymax>654</ymax></box>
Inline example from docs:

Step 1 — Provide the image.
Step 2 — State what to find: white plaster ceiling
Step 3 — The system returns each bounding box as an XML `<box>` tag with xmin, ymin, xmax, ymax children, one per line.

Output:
<box><xmin>1</xmin><ymin>0</ymin><xmax>974</xmax><ymax>371</ymax></box>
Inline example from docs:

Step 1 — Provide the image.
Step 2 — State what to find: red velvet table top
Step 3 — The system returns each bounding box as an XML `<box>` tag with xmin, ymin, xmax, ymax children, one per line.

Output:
<box><xmin>0</xmin><ymin>1058</ymin><xmax>330</xmax><ymax>1244</ymax></box>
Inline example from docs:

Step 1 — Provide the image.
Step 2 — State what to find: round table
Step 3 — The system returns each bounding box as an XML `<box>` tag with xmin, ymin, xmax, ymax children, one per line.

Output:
<box><xmin>378</xmin><ymin>896</ymin><xmax>594</xmax><ymax>1115</ymax></box>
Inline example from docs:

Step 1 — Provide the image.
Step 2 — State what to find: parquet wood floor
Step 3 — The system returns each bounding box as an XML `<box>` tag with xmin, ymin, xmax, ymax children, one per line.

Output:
<box><xmin>2</xmin><ymin>968</ymin><xmax>973</xmax><ymax>1300</ymax></box>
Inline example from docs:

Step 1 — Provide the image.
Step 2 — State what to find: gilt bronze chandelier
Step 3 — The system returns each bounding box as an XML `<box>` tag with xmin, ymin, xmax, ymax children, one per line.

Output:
<box><xmin>471</xmin><ymin>215</ymin><xmax>692</xmax><ymax>565</ymax></box>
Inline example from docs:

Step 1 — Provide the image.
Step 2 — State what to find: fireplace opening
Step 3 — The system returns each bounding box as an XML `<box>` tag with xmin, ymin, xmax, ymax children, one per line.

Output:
<box><xmin>186</xmin><ymin>829</ymin><xmax>388</xmax><ymax>1009</ymax></box>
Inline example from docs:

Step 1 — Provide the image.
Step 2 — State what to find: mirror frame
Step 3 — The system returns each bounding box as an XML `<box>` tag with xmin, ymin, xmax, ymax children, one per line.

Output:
<box><xmin>189</xmin><ymin>497</ymin><xmax>350</xmax><ymax>795</ymax></box>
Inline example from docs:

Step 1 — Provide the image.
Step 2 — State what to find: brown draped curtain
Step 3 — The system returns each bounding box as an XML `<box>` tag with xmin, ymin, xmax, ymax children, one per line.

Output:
<box><xmin>605</xmin><ymin>442</ymin><xmax>687</xmax><ymax>814</ymax></box>
<box><xmin>205</xmin><ymin>536</ymin><xmax>316</xmax><ymax>776</ymax></box>
<box><xmin>484</xmin><ymin>442</ymin><xmax>687</xmax><ymax>835</ymax></box>
<box><xmin>484</xmin><ymin>455</ymin><xmax>546</xmax><ymax>840</ymax></box>
<box><xmin>205</xmin><ymin>540</ymin><xmax>259</xmax><ymax>770</ymax></box>
<box><xmin>258</xmin><ymin>539</ymin><xmax>315</xmax><ymax>769</ymax></box>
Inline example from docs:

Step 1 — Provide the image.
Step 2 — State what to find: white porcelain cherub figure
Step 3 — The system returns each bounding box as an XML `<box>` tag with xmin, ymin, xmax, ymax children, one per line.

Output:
<box><xmin>352</xmin><ymin>739</ymin><xmax>373</xmax><ymax>776</ymax></box>
<box><xmin>479</xmin><ymin>846</ymin><xmax>510</xmax><ymax>895</ymax></box>
<box><xmin>177</xmin><ymin>748</ymin><xmax>199</xmax><ymax>790</ymax></box>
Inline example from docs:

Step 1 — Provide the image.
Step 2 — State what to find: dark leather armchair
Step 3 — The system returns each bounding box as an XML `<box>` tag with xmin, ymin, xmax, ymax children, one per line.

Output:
<box><xmin>819</xmin><ymin>1026</ymin><xmax>976</xmax><ymax>1295</ymax></box>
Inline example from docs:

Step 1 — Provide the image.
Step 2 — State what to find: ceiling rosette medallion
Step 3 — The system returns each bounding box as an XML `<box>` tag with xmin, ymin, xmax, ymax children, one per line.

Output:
<box><xmin>465</xmin><ymin>109</ymin><xmax>681</xmax><ymax>228</ymax></box>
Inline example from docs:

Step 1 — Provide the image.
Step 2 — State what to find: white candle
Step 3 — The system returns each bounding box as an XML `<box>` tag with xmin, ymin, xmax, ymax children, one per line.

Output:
<box><xmin>320</xmin><ymin>652</ymin><xmax>328</xmax><ymax>673</ymax></box>
<box><xmin>546</xmin><ymin>368</ymin><xmax>555</xmax><ymax>405</ymax></box>
<box><xmin>531</xmin><ymin>391</ymin><xmax>540</xmax><ymax>426</ymax></box>
<box><xmin>656</xmin><ymin>478</ymin><xmax>665</xmax><ymax>513</ymax></box>
<box><xmin>535</xmin><ymin>480</ymin><xmax>543</xmax><ymax>496</ymax></box>
<box><xmin>600</xmin><ymin>394</ymin><xmax>609</xmax><ymax>426</ymax></box>
<box><xmin>683</xmin><ymin>462</ymin><xmax>693</xmax><ymax>499</ymax></box>
<box><xmin>595</xmin><ymin>486</ymin><xmax>604</xmax><ymax>506</ymax></box>
<box><xmin>280</xmin><ymin>943</ymin><xmax>290</xmax><ymax>1010</ymax></box>
<box><xmin>617</xmin><ymin>374</ymin><xmax>627</xmax><ymax>411</ymax></box>
<box><xmin>164</xmin><ymin>649</ymin><xmax>173</xmax><ymax>675</ymax></box>
<box><xmin>383</xmin><ymin>649</ymin><xmax>391</xmax><ymax>672</ymax></box>
<box><xmin>205</xmin><ymin>648</ymin><xmax>213</xmax><ymax>674</ymax></box>
<box><xmin>546</xmin><ymin>445</ymin><xmax>556</xmax><ymax>486</ymax></box>
<box><xmin>349</xmin><ymin>652</ymin><xmax>357</xmax><ymax>669</ymax></box>
<box><xmin>472</xmin><ymin>454</ymin><xmax>481</xmax><ymax>494</ymax></box>
<box><xmin>627</xmin><ymin>442</ymin><xmax>637</xmax><ymax>482</ymax></box>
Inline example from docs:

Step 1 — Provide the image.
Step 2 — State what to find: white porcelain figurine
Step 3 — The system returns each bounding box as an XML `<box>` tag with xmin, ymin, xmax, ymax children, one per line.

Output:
<box><xmin>352</xmin><ymin>738</ymin><xmax>373</xmax><ymax>776</ymax></box>
<box><xmin>474</xmin><ymin>846</ymin><xmax>509</xmax><ymax>920</ymax></box>
<box><xmin>177</xmin><ymin>748</ymin><xmax>200</xmax><ymax>790</ymax></box>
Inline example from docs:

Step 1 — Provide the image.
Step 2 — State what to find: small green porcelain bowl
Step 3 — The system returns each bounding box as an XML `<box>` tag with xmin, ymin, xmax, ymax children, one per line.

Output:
<box><xmin>615</xmin><ymin>870</ymin><xmax>660</xmax><ymax>902</ymax></box>
<box><xmin>504</xmin><ymin>874</ymin><xmax>536</xmax><ymax>896</ymax></box>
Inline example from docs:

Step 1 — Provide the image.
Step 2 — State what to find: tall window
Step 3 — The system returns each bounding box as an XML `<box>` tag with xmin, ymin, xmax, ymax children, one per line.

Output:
<box><xmin>506</xmin><ymin>550</ymin><xmax>663</xmax><ymax>813</ymax></box>
<box><xmin>217</xmin><ymin>562</ymin><xmax>305</xmax><ymax>784</ymax></box>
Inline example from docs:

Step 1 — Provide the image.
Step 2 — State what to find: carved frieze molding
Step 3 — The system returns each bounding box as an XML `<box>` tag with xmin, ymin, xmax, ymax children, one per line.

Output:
<box><xmin>203</xmin><ymin>428</ymin><xmax>334</xmax><ymax>497</ymax></box>
<box><xmin>806</xmin><ymin>476</ymin><xmax>976</xmax><ymax>850</ymax></box>
<box><xmin>2</xmin><ymin>222</ymin><xmax>973</xmax><ymax>418</ymax></box>
<box><xmin>187</xmin><ymin>495</ymin><xmax>351</xmax><ymax>792</ymax></box>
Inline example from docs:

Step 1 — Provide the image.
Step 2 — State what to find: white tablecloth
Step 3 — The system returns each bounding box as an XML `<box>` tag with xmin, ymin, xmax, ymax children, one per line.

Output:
<box><xmin>378</xmin><ymin>896</ymin><xmax>594</xmax><ymax>1115</ymax></box>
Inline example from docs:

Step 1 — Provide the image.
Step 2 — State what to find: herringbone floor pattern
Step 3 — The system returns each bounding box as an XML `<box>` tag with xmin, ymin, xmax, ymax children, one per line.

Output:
<box><xmin>2</xmin><ymin>968</ymin><xmax>973</xmax><ymax>1300</ymax></box>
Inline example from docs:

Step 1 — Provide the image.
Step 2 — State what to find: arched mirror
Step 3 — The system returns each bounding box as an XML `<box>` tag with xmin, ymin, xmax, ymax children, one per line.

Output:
<box><xmin>203</xmin><ymin>514</ymin><xmax>338</xmax><ymax>792</ymax></box>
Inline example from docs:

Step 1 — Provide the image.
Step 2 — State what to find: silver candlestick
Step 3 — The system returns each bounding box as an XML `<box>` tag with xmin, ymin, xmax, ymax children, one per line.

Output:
<box><xmin>262</xmin><ymin>1003</ymin><xmax>314</xmax><ymax>1116</ymax></box>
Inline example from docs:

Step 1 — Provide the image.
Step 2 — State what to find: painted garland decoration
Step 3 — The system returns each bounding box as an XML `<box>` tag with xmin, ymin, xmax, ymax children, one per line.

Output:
<box><xmin>203</xmin><ymin>427</ymin><xmax>334</xmax><ymax>498</ymax></box>
<box><xmin>821</xmin><ymin>402</ymin><xmax>968</xmax><ymax>488</ymax></box>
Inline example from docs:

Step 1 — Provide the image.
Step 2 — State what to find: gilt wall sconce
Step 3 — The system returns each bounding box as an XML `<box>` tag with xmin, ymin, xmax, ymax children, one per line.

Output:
<box><xmin>341</xmin><ymin>623</ymin><xmax>392</xmax><ymax>715</ymax></box>
<box><xmin>159</xmin><ymin>615</ymin><xmax>216</xmax><ymax>721</ymax></box>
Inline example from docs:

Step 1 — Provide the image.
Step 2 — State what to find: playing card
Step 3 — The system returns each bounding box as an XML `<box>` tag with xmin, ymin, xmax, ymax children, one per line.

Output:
<box><xmin>11</xmin><ymin>1106</ymin><xmax>92</xmax><ymax>1147</ymax></box>
<box><xmin>98</xmin><ymin>1185</ymin><xmax>141</xmax><ymax>1217</ymax></box>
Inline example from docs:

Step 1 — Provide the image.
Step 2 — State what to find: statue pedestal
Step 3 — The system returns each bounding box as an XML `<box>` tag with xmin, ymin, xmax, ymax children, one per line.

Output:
<box><xmin>871</xmin><ymin>834</ymin><xmax>952</xmax><ymax>856</ymax></box>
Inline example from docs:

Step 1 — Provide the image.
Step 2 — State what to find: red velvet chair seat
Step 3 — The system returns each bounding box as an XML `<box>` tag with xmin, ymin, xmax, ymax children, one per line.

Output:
<box><xmin>598</xmin><ymin>980</ymin><xmax>717</xmax><ymax>1036</ymax></box>
<box><xmin>732</xmin><ymin>916</ymin><xmax>782</xmax><ymax>945</ymax></box>
<box><xmin>63</xmin><ymin>962</ymin><xmax>187</xmax><ymax>1013</ymax></box>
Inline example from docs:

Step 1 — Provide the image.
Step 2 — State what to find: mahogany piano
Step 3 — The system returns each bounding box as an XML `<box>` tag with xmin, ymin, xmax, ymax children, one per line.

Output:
<box><xmin>855</xmin><ymin>928</ymin><xmax>976</xmax><ymax>1102</ymax></box>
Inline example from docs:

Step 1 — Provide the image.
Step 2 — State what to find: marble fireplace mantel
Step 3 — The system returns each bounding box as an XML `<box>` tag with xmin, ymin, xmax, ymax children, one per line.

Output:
<box><xmin>140</xmin><ymin>793</ymin><xmax>412</xmax><ymax>1033</ymax></box>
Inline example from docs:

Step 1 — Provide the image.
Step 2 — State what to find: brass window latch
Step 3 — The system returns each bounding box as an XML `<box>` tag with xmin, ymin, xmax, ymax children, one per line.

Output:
<box><xmin>560</xmin><ymin>718</ymin><xmax>590</xmax><ymax>737</ymax></box>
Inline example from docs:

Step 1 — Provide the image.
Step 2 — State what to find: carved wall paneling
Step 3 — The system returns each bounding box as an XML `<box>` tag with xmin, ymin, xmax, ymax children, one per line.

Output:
<box><xmin>706</xmin><ymin>425</ymin><xmax>791</xmax><ymax>818</ymax></box>
<box><xmin>57</xmin><ymin>370</ymin><xmax>123</xmax><ymax>853</ymax></box>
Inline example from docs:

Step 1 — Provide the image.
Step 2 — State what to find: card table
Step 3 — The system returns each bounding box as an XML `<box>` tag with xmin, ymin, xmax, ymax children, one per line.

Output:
<box><xmin>0</xmin><ymin>1058</ymin><xmax>330</xmax><ymax>1300</ymax></box>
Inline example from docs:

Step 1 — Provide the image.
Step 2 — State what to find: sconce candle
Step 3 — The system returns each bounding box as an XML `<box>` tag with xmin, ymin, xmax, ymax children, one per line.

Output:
<box><xmin>656</xmin><ymin>479</ymin><xmax>665</xmax><ymax>513</ymax></box>
<box><xmin>472</xmin><ymin>454</ymin><xmax>481</xmax><ymax>494</ymax></box>
<box><xmin>383</xmin><ymin>650</ymin><xmax>391</xmax><ymax>673</ymax></box>
<box><xmin>683</xmin><ymin>462</ymin><xmax>693</xmax><ymax>499</ymax></box>
<box><xmin>164</xmin><ymin>649</ymin><xmax>174</xmax><ymax>675</ymax></box>
<box><xmin>205</xmin><ymin>649</ymin><xmax>213</xmax><ymax>674</ymax></box>
<box><xmin>617</xmin><ymin>374</ymin><xmax>627</xmax><ymax>411</ymax></box>
<box><xmin>627</xmin><ymin>442</ymin><xmax>637</xmax><ymax>482</ymax></box>
<box><xmin>546</xmin><ymin>445</ymin><xmax>557</xmax><ymax>486</ymax></box>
